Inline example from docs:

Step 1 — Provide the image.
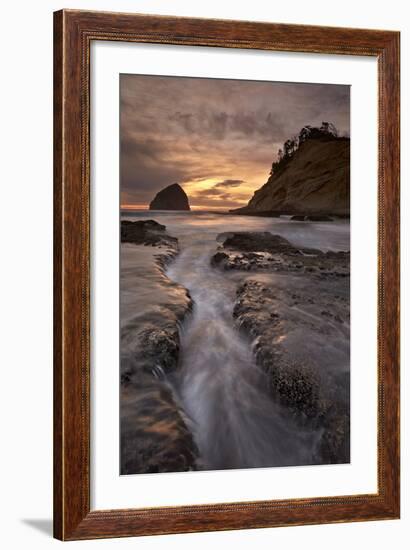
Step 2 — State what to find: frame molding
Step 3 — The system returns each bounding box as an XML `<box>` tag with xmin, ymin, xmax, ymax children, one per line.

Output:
<box><xmin>54</xmin><ymin>9</ymin><xmax>400</xmax><ymax>540</ymax></box>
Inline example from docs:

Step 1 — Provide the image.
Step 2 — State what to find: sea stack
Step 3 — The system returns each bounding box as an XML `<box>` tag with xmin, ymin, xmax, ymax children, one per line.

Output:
<box><xmin>149</xmin><ymin>183</ymin><xmax>190</xmax><ymax>211</ymax></box>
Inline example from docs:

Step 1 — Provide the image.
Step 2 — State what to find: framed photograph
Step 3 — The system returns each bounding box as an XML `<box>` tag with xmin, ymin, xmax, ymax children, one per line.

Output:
<box><xmin>54</xmin><ymin>9</ymin><xmax>400</xmax><ymax>540</ymax></box>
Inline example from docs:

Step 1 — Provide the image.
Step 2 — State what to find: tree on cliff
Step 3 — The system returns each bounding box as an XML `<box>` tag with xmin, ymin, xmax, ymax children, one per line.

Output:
<box><xmin>270</xmin><ymin>122</ymin><xmax>340</xmax><ymax>176</ymax></box>
<box><xmin>299</xmin><ymin>122</ymin><xmax>339</xmax><ymax>144</ymax></box>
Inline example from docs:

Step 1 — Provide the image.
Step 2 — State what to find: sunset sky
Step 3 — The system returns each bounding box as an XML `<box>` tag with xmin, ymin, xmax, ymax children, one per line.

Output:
<box><xmin>120</xmin><ymin>74</ymin><xmax>350</xmax><ymax>210</ymax></box>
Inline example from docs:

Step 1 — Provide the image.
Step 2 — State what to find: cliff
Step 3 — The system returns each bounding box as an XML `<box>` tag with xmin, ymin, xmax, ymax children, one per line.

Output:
<box><xmin>234</xmin><ymin>138</ymin><xmax>350</xmax><ymax>216</ymax></box>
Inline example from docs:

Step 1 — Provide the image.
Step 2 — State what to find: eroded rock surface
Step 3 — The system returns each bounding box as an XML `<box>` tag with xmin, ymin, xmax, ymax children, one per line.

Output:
<box><xmin>121</xmin><ymin>219</ymin><xmax>178</xmax><ymax>249</ymax></box>
<box><xmin>120</xmin><ymin>220</ymin><xmax>198</xmax><ymax>474</ymax></box>
<box><xmin>121</xmin><ymin>372</ymin><xmax>198</xmax><ymax>474</ymax></box>
<box><xmin>212</xmin><ymin>231</ymin><xmax>349</xmax><ymax>279</ymax></box>
<box><xmin>212</xmin><ymin>231</ymin><xmax>350</xmax><ymax>464</ymax></box>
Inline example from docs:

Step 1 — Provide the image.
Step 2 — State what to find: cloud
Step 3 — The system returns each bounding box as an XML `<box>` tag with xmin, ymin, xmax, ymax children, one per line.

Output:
<box><xmin>213</xmin><ymin>179</ymin><xmax>245</xmax><ymax>188</ymax></box>
<box><xmin>194</xmin><ymin>188</ymin><xmax>225</xmax><ymax>197</ymax></box>
<box><xmin>167</xmin><ymin>109</ymin><xmax>285</xmax><ymax>142</ymax></box>
<box><xmin>188</xmin><ymin>179</ymin><xmax>247</xmax><ymax>208</ymax></box>
<box><xmin>191</xmin><ymin>186</ymin><xmax>252</xmax><ymax>209</ymax></box>
<box><xmin>190</xmin><ymin>190</ymin><xmax>246</xmax><ymax>209</ymax></box>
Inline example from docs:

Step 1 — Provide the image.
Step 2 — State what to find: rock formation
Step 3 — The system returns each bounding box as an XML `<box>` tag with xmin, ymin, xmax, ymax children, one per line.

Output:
<box><xmin>211</xmin><ymin>231</ymin><xmax>349</xmax><ymax>277</ymax></box>
<box><xmin>232</xmin><ymin>137</ymin><xmax>350</xmax><ymax>217</ymax></box>
<box><xmin>149</xmin><ymin>183</ymin><xmax>190</xmax><ymax>211</ymax></box>
<box><xmin>121</xmin><ymin>219</ymin><xmax>178</xmax><ymax>249</ymax></box>
<box><xmin>120</xmin><ymin>220</ymin><xmax>198</xmax><ymax>474</ymax></box>
<box><xmin>211</xmin><ymin>231</ymin><xmax>350</xmax><ymax>464</ymax></box>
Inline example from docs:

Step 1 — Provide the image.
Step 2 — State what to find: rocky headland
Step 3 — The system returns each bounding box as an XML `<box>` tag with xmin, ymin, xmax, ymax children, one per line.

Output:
<box><xmin>232</xmin><ymin>125</ymin><xmax>350</xmax><ymax>218</ymax></box>
<box><xmin>120</xmin><ymin>219</ymin><xmax>198</xmax><ymax>474</ymax></box>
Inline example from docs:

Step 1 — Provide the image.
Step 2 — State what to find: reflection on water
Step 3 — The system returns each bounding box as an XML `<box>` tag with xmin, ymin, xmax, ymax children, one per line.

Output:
<box><xmin>121</xmin><ymin>210</ymin><xmax>349</xmax><ymax>470</ymax></box>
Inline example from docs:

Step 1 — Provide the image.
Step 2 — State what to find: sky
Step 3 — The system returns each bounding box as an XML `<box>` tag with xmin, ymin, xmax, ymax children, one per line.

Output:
<box><xmin>120</xmin><ymin>74</ymin><xmax>350</xmax><ymax>210</ymax></box>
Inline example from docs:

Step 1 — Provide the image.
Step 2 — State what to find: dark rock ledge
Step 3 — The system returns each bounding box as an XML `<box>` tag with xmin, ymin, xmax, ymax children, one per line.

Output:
<box><xmin>120</xmin><ymin>220</ymin><xmax>198</xmax><ymax>474</ymax></box>
<box><xmin>121</xmin><ymin>219</ymin><xmax>178</xmax><ymax>254</ymax></box>
<box><xmin>212</xmin><ymin>231</ymin><xmax>350</xmax><ymax>464</ymax></box>
<box><xmin>233</xmin><ymin>280</ymin><xmax>350</xmax><ymax>464</ymax></box>
<box><xmin>212</xmin><ymin>231</ymin><xmax>349</xmax><ymax>279</ymax></box>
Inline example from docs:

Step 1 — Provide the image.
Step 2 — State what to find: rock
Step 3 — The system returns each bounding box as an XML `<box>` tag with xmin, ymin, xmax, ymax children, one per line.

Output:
<box><xmin>121</xmin><ymin>219</ymin><xmax>178</xmax><ymax>249</ymax></box>
<box><xmin>120</xmin><ymin>224</ymin><xmax>197</xmax><ymax>474</ymax></box>
<box><xmin>220</xmin><ymin>231</ymin><xmax>321</xmax><ymax>255</ymax></box>
<box><xmin>121</xmin><ymin>371</ymin><xmax>198</xmax><ymax>474</ymax></box>
<box><xmin>149</xmin><ymin>183</ymin><xmax>190</xmax><ymax>211</ymax></box>
<box><xmin>211</xmin><ymin>231</ymin><xmax>349</xmax><ymax>276</ymax></box>
<box><xmin>210</xmin><ymin>251</ymin><xmax>229</xmax><ymax>266</ymax></box>
<box><xmin>121</xmin><ymin>225</ymin><xmax>192</xmax><ymax>380</ymax></box>
<box><xmin>231</xmin><ymin>138</ymin><xmax>350</xmax><ymax>216</ymax></box>
<box><xmin>209</xmin><ymin>226</ymin><xmax>350</xmax><ymax>464</ymax></box>
<box><xmin>233</xmin><ymin>278</ymin><xmax>350</xmax><ymax>464</ymax></box>
<box><xmin>123</xmin><ymin>219</ymin><xmax>165</xmax><ymax>231</ymax></box>
<box><xmin>121</xmin><ymin>295</ymin><xmax>193</xmax><ymax>384</ymax></box>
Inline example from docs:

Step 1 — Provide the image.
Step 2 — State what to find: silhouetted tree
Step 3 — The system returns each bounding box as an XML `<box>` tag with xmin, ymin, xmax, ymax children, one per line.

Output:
<box><xmin>320</xmin><ymin>121</ymin><xmax>338</xmax><ymax>137</ymax></box>
<box><xmin>269</xmin><ymin>161</ymin><xmax>278</xmax><ymax>175</ymax></box>
<box><xmin>283</xmin><ymin>139</ymin><xmax>292</xmax><ymax>158</ymax></box>
<box><xmin>328</xmin><ymin>122</ymin><xmax>339</xmax><ymax>137</ymax></box>
<box><xmin>270</xmin><ymin>122</ymin><xmax>340</xmax><ymax>178</ymax></box>
<box><xmin>320</xmin><ymin>121</ymin><xmax>330</xmax><ymax>134</ymax></box>
<box><xmin>290</xmin><ymin>136</ymin><xmax>298</xmax><ymax>154</ymax></box>
<box><xmin>299</xmin><ymin>125</ymin><xmax>312</xmax><ymax>143</ymax></box>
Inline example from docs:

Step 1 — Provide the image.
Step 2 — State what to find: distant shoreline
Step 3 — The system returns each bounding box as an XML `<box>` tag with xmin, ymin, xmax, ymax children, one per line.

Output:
<box><xmin>121</xmin><ymin>209</ymin><xmax>350</xmax><ymax>220</ymax></box>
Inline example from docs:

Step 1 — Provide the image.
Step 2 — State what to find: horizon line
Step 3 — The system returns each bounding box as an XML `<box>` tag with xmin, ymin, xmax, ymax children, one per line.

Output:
<box><xmin>120</xmin><ymin>204</ymin><xmax>242</xmax><ymax>211</ymax></box>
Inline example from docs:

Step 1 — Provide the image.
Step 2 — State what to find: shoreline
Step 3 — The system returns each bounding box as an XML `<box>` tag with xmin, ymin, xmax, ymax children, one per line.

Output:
<box><xmin>120</xmin><ymin>220</ymin><xmax>199</xmax><ymax>475</ymax></box>
<box><xmin>120</xmin><ymin>219</ymin><xmax>350</xmax><ymax>473</ymax></box>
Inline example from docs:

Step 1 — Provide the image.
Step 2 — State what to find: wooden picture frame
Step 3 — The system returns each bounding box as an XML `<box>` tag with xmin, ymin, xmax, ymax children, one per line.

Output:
<box><xmin>53</xmin><ymin>9</ymin><xmax>400</xmax><ymax>541</ymax></box>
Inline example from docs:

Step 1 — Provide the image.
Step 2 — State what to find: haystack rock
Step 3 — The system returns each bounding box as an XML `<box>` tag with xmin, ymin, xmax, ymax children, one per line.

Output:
<box><xmin>149</xmin><ymin>183</ymin><xmax>190</xmax><ymax>211</ymax></box>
